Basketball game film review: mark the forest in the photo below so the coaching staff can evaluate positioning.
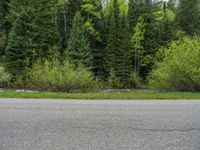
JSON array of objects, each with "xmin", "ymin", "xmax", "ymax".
[{"xmin": 0, "ymin": 0, "xmax": 200, "ymax": 92}]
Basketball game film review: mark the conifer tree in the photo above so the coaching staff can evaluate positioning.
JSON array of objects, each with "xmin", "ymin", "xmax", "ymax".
[
  {"xmin": 5, "ymin": 11, "xmax": 32, "ymax": 77},
  {"xmin": 81, "ymin": 0, "xmax": 106, "ymax": 77},
  {"xmin": 0, "ymin": 0, "xmax": 11, "ymax": 55},
  {"xmin": 117, "ymin": 13, "xmax": 132, "ymax": 86},
  {"xmin": 5, "ymin": 0, "xmax": 59, "ymax": 76},
  {"xmin": 160, "ymin": 2, "xmax": 174, "ymax": 46},
  {"xmin": 128, "ymin": 0, "xmax": 145, "ymax": 31},
  {"xmin": 67, "ymin": 12, "xmax": 92, "ymax": 68},
  {"xmin": 176, "ymin": 0, "xmax": 200, "ymax": 35},
  {"xmin": 105, "ymin": 0, "xmax": 120, "ymax": 74},
  {"xmin": 57, "ymin": 0, "xmax": 82, "ymax": 50}
]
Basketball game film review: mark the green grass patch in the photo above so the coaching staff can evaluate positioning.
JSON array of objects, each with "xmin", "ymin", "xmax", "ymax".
[{"xmin": 0, "ymin": 91, "xmax": 200, "ymax": 100}]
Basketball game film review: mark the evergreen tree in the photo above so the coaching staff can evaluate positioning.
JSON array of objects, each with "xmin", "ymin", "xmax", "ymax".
[
  {"xmin": 141, "ymin": 1, "xmax": 161, "ymax": 77},
  {"xmin": 0, "ymin": 0, "xmax": 11, "ymax": 55},
  {"xmin": 5, "ymin": 11, "xmax": 32, "ymax": 78},
  {"xmin": 167, "ymin": 0, "xmax": 176, "ymax": 12},
  {"xmin": 5, "ymin": 0, "xmax": 59, "ymax": 76},
  {"xmin": 128, "ymin": 0, "xmax": 145, "ymax": 31},
  {"xmin": 105, "ymin": 0, "xmax": 120, "ymax": 74},
  {"xmin": 57, "ymin": 0, "xmax": 82, "ymax": 51},
  {"xmin": 117, "ymin": 13, "xmax": 132, "ymax": 86},
  {"xmin": 160, "ymin": 2, "xmax": 174, "ymax": 46},
  {"xmin": 67, "ymin": 12, "xmax": 92, "ymax": 68},
  {"xmin": 81, "ymin": 0, "xmax": 106, "ymax": 77},
  {"xmin": 176, "ymin": 0, "xmax": 200, "ymax": 35}
]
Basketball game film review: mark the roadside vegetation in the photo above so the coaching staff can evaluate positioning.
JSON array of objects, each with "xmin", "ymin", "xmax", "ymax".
[
  {"xmin": 0, "ymin": 0, "xmax": 200, "ymax": 96},
  {"xmin": 0, "ymin": 91, "xmax": 200, "ymax": 100}
]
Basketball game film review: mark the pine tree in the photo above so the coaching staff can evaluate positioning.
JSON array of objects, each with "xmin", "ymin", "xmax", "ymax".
[
  {"xmin": 5, "ymin": 11, "xmax": 32, "ymax": 78},
  {"xmin": 117, "ymin": 13, "xmax": 132, "ymax": 86},
  {"xmin": 0, "ymin": 0, "xmax": 11, "ymax": 55},
  {"xmin": 5, "ymin": 0, "xmax": 59, "ymax": 76},
  {"xmin": 67, "ymin": 12, "xmax": 92, "ymax": 68},
  {"xmin": 57, "ymin": 0, "xmax": 82, "ymax": 50},
  {"xmin": 105, "ymin": 0, "xmax": 120, "ymax": 74},
  {"xmin": 160, "ymin": 2, "xmax": 174, "ymax": 46},
  {"xmin": 167, "ymin": 0, "xmax": 176, "ymax": 12},
  {"xmin": 128, "ymin": 0, "xmax": 145, "ymax": 31},
  {"xmin": 176, "ymin": 0, "xmax": 200, "ymax": 35},
  {"xmin": 141, "ymin": 1, "xmax": 161, "ymax": 77},
  {"xmin": 81, "ymin": 0, "xmax": 106, "ymax": 77}
]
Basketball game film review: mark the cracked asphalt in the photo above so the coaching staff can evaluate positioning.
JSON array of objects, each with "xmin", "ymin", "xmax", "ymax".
[{"xmin": 0, "ymin": 99, "xmax": 200, "ymax": 150}]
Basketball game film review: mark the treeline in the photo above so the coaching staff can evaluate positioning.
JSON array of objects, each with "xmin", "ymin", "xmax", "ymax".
[{"xmin": 0, "ymin": 0, "xmax": 200, "ymax": 91}]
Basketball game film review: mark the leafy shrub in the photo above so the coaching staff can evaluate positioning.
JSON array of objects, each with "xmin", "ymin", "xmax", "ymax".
[
  {"xmin": 129, "ymin": 71, "xmax": 142, "ymax": 88},
  {"xmin": 149, "ymin": 36, "xmax": 200, "ymax": 91},
  {"xmin": 0, "ymin": 65, "xmax": 10, "ymax": 87},
  {"xmin": 108, "ymin": 69, "xmax": 122, "ymax": 89},
  {"xmin": 28, "ymin": 59, "xmax": 99, "ymax": 92}
]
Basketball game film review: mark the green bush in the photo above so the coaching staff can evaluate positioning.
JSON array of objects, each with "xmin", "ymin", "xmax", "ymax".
[
  {"xmin": 149, "ymin": 36, "xmax": 200, "ymax": 91},
  {"xmin": 28, "ymin": 59, "xmax": 99, "ymax": 92},
  {"xmin": 108, "ymin": 69, "xmax": 122, "ymax": 89},
  {"xmin": 0, "ymin": 65, "xmax": 10, "ymax": 87},
  {"xmin": 129, "ymin": 71, "xmax": 142, "ymax": 89}
]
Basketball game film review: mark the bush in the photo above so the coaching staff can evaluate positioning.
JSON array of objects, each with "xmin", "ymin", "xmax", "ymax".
[
  {"xmin": 28, "ymin": 59, "xmax": 99, "ymax": 92},
  {"xmin": 129, "ymin": 71, "xmax": 142, "ymax": 88},
  {"xmin": 0, "ymin": 65, "xmax": 10, "ymax": 87},
  {"xmin": 149, "ymin": 36, "xmax": 200, "ymax": 91}
]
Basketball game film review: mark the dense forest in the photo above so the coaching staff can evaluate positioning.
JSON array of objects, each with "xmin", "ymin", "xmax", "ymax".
[{"xmin": 0, "ymin": 0, "xmax": 200, "ymax": 92}]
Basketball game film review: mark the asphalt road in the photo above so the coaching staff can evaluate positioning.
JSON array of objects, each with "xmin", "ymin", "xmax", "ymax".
[{"xmin": 0, "ymin": 99, "xmax": 200, "ymax": 150}]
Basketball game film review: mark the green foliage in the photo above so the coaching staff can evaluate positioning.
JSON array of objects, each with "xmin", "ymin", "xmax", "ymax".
[
  {"xmin": 0, "ymin": 65, "xmax": 10, "ymax": 86},
  {"xmin": 68, "ymin": 12, "xmax": 92, "ymax": 68},
  {"xmin": 176, "ymin": 0, "xmax": 200, "ymax": 35},
  {"xmin": 108, "ymin": 69, "xmax": 122, "ymax": 88},
  {"xmin": 1, "ymin": 0, "xmax": 200, "ymax": 92},
  {"xmin": 5, "ymin": 12, "xmax": 32, "ymax": 78},
  {"xmin": 131, "ymin": 16, "xmax": 146, "ymax": 74},
  {"xmin": 149, "ymin": 36, "xmax": 200, "ymax": 91},
  {"xmin": 105, "ymin": 0, "xmax": 120, "ymax": 72},
  {"xmin": 129, "ymin": 71, "xmax": 142, "ymax": 88},
  {"xmin": 159, "ymin": 2, "xmax": 174, "ymax": 46},
  {"xmin": 116, "ymin": 13, "xmax": 132, "ymax": 85},
  {"xmin": 28, "ymin": 59, "xmax": 99, "ymax": 92},
  {"xmin": 57, "ymin": 0, "xmax": 82, "ymax": 50},
  {"xmin": 0, "ymin": 0, "xmax": 11, "ymax": 55},
  {"xmin": 5, "ymin": 0, "xmax": 58, "ymax": 77}
]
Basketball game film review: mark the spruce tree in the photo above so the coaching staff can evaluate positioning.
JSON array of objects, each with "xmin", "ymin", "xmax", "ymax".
[
  {"xmin": 105, "ymin": 0, "xmax": 120, "ymax": 74},
  {"xmin": 67, "ymin": 12, "xmax": 92, "ymax": 68},
  {"xmin": 117, "ymin": 13, "xmax": 132, "ymax": 86},
  {"xmin": 0, "ymin": 0, "xmax": 11, "ymax": 55},
  {"xmin": 5, "ymin": 11, "xmax": 32, "ymax": 78},
  {"xmin": 160, "ymin": 2, "xmax": 174, "ymax": 46},
  {"xmin": 5, "ymin": 0, "xmax": 59, "ymax": 77},
  {"xmin": 128, "ymin": 0, "xmax": 145, "ymax": 31},
  {"xmin": 57, "ymin": 0, "xmax": 82, "ymax": 50},
  {"xmin": 141, "ymin": 1, "xmax": 161, "ymax": 77},
  {"xmin": 81, "ymin": 0, "xmax": 106, "ymax": 77},
  {"xmin": 176, "ymin": 0, "xmax": 200, "ymax": 35}
]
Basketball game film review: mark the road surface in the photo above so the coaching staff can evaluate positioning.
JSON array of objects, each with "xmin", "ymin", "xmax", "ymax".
[{"xmin": 0, "ymin": 99, "xmax": 200, "ymax": 150}]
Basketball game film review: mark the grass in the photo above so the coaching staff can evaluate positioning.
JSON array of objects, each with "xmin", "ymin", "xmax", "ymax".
[{"xmin": 0, "ymin": 91, "xmax": 200, "ymax": 100}]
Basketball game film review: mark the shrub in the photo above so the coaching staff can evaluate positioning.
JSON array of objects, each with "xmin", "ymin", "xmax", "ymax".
[
  {"xmin": 149, "ymin": 36, "xmax": 200, "ymax": 91},
  {"xmin": 28, "ymin": 59, "xmax": 99, "ymax": 92},
  {"xmin": 129, "ymin": 71, "xmax": 142, "ymax": 88},
  {"xmin": 108, "ymin": 69, "xmax": 123, "ymax": 89},
  {"xmin": 0, "ymin": 65, "xmax": 10, "ymax": 87}
]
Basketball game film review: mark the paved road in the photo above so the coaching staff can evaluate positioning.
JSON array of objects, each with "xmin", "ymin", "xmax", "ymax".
[{"xmin": 0, "ymin": 99, "xmax": 200, "ymax": 150}]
